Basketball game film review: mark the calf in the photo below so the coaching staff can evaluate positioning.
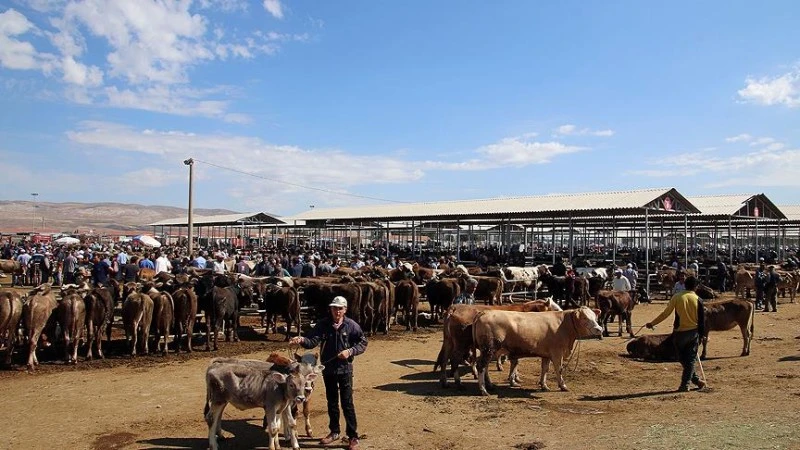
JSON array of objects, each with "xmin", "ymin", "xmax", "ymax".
[
  {"xmin": 0, "ymin": 289, "xmax": 23, "ymax": 365},
  {"xmin": 84, "ymin": 286, "xmax": 115, "ymax": 360},
  {"xmin": 596, "ymin": 290, "xmax": 635, "ymax": 337},
  {"xmin": 146, "ymin": 285, "xmax": 174, "ymax": 355},
  {"xmin": 207, "ymin": 285, "xmax": 241, "ymax": 351},
  {"xmin": 701, "ymin": 299, "xmax": 754, "ymax": 359},
  {"xmin": 172, "ymin": 285, "xmax": 198, "ymax": 353},
  {"xmin": 58, "ymin": 285, "xmax": 88, "ymax": 364},
  {"xmin": 437, "ymin": 299, "xmax": 561, "ymax": 388},
  {"xmin": 122, "ymin": 284, "xmax": 154, "ymax": 356},
  {"xmin": 626, "ymin": 334, "xmax": 677, "ymax": 361},
  {"xmin": 23, "ymin": 284, "xmax": 58, "ymax": 370},
  {"xmin": 472, "ymin": 307, "xmax": 603, "ymax": 395},
  {"xmin": 394, "ymin": 279, "xmax": 419, "ymax": 331},
  {"xmin": 204, "ymin": 357, "xmax": 322, "ymax": 450}
]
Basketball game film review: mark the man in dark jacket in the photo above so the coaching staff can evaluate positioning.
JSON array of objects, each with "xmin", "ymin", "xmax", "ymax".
[
  {"xmin": 290, "ymin": 296, "xmax": 367, "ymax": 450},
  {"xmin": 764, "ymin": 266, "xmax": 781, "ymax": 313}
]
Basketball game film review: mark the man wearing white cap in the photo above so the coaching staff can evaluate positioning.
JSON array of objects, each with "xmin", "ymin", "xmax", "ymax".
[
  {"xmin": 612, "ymin": 269, "xmax": 631, "ymax": 292},
  {"xmin": 290, "ymin": 296, "xmax": 367, "ymax": 450}
]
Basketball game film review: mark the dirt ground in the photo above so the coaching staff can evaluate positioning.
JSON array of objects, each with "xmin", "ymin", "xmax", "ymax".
[{"xmin": 1, "ymin": 292, "xmax": 799, "ymax": 450}]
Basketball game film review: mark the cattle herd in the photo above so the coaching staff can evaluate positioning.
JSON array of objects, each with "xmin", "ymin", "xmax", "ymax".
[{"xmin": 0, "ymin": 253, "xmax": 796, "ymax": 449}]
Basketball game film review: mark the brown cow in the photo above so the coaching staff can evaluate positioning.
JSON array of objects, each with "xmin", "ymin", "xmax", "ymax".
[
  {"xmin": 425, "ymin": 277, "xmax": 460, "ymax": 321},
  {"xmin": 701, "ymin": 299, "xmax": 754, "ymax": 359},
  {"xmin": 23, "ymin": 284, "xmax": 58, "ymax": 370},
  {"xmin": 260, "ymin": 282, "xmax": 301, "ymax": 341},
  {"xmin": 173, "ymin": 284, "xmax": 198, "ymax": 352},
  {"xmin": 84, "ymin": 285, "xmax": 115, "ymax": 360},
  {"xmin": 657, "ymin": 269, "xmax": 677, "ymax": 299},
  {"xmin": 570, "ymin": 276, "xmax": 590, "ymax": 307},
  {"xmin": 302, "ymin": 282, "xmax": 362, "ymax": 325},
  {"xmin": 734, "ymin": 269, "xmax": 755, "ymax": 298},
  {"xmin": 139, "ymin": 268, "xmax": 157, "ymax": 281},
  {"xmin": 57, "ymin": 286, "xmax": 87, "ymax": 364},
  {"xmin": 472, "ymin": 307, "xmax": 603, "ymax": 394},
  {"xmin": 596, "ymin": 290, "xmax": 635, "ymax": 337},
  {"xmin": 122, "ymin": 283, "xmax": 154, "ymax": 356},
  {"xmin": 626, "ymin": 334, "xmax": 677, "ymax": 361},
  {"xmin": 146, "ymin": 285, "xmax": 174, "ymax": 355},
  {"xmin": 456, "ymin": 274, "xmax": 504, "ymax": 305},
  {"xmin": 436, "ymin": 299, "xmax": 561, "ymax": 388},
  {"xmin": 0, "ymin": 289, "xmax": 23, "ymax": 365},
  {"xmin": 394, "ymin": 279, "xmax": 419, "ymax": 331}
]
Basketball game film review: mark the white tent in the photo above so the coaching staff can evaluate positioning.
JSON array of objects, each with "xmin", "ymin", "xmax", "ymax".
[
  {"xmin": 54, "ymin": 236, "xmax": 80, "ymax": 245},
  {"xmin": 133, "ymin": 235, "xmax": 162, "ymax": 248}
]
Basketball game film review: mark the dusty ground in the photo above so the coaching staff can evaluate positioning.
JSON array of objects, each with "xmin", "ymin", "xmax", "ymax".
[{"xmin": 1, "ymin": 293, "xmax": 799, "ymax": 450}]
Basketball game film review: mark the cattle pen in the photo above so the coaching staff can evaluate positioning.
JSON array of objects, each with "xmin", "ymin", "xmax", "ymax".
[{"xmin": 149, "ymin": 187, "xmax": 792, "ymax": 298}]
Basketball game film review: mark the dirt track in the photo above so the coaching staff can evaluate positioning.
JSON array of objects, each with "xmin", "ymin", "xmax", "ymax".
[{"xmin": 1, "ymin": 296, "xmax": 799, "ymax": 450}]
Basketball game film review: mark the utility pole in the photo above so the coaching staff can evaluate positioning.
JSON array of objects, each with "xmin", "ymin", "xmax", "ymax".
[
  {"xmin": 31, "ymin": 192, "xmax": 39, "ymax": 232},
  {"xmin": 184, "ymin": 158, "xmax": 194, "ymax": 255}
]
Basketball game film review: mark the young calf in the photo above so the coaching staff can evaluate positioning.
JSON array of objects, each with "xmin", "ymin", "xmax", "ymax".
[{"xmin": 204, "ymin": 357, "xmax": 322, "ymax": 450}]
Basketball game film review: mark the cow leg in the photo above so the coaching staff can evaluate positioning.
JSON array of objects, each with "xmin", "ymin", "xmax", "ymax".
[
  {"xmin": 233, "ymin": 314, "xmax": 240, "ymax": 342},
  {"xmin": 302, "ymin": 399, "xmax": 313, "ymax": 437},
  {"xmin": 63, "ymin": 330, "xmax": 72, "ymax": 363},
  {"xmin": 496, "ymin": 354, "xmax": 506, "ymax": 372},
  {"xmin": 741, "ymin": 323, "xmax": 751, "ymax": 356},
  {"xmin": 206, "ymin": 402, "xmax": 226, "ymax": 450},
  {"xmin": 700, "ymin": 333, "xmax": 709, "ymax": 360},
  {"xmin": 508, "ymin": 357, "xmax": 521, "ymax": 387},
  {"xmin": 552, "ymin": 357, "xmax": 569, "ymax": 391},
  {"xmin": 626, "ymin": 311, "xmax": 634, "ymax": 338},
  {"xmin": 281, "ymin": 406, "xmax": 300, "ymax": 449},
  {"xmin": 600, "ymin": 312, "xmax": 610, "ymax": 337},
  {"xmin": 617, "ymin": 312, "xmax": 623, "ymax": 337},
  {"xmin": 130, "ymin": 322, "xmax": 139, "ymax": 357},
  {"xmin": 265, "ymin": 409, "xmax": 281, "ymax": 450},
  {"xmin": 539, "ymin": 358, "xmax": 550, "ymax": 391},
  {"xmin": 476, "ymin": 347, "xmax": 493, "ymax": 396},
  {"xmin": 86, "ymin": 320, "xmax": 95, "ymax": 360},
  {"xmin": 212, "ymin": 321, "xmax": 219, "ymax": 351}
]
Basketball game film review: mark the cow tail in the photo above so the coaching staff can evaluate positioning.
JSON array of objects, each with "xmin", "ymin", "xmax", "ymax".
[
  {"xmin": 71, "ymin": 297, "xmax": 80, "ymax": 341},
  {"xmin": 749, "ymin": 301, "xmax": 755, "ymax": 339}
]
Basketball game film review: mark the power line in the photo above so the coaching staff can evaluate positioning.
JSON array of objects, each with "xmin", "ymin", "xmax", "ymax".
[{"xmin": 192, "ymin": 158, "xmax": 408, "ymax": 204}]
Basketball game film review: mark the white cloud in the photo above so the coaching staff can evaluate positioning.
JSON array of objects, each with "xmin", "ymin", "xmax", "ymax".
[
  {"xmin": 426, "ymin": 135, "xmax": 584, "ymax": 171},
  {"xmin": 738, "ymin": 66, "xmax": 800, "ymax": 108},
  {"xmin": 553, "ymin": 124, "xmax": 615, "ymax": 137},
  {"xmin": 725, "ymin": 133, "xmax": 752, "ymax": 143},
  {"xmin": 629, "ymin": 141, "xmax": 800, "ymax": 188},
  {"xmin": 263, "ymin": 0, "xmax": 284, "ymax": 19},
  {"xmin": 1, "ymin": 1, "xmax": 311, "ymax": 119},
  {"xmin": 750, "ymin": 137, "xmax": 775, "ymax": 146},
  {"xmin": 0, "ymin": 9, "xmax": 57, "ymax": 71},
  {"xmin": 119, "ymin": 167, "xmax": 183, "ymax": 187},
  {"xmin": 61, "ymin": 56, "xmax": 103, "ymax": 86},
  {"xmin": 66, "ymin": 121, "xmax": 424, "ymax": 190}
]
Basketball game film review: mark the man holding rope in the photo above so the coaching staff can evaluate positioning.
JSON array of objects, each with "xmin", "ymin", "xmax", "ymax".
[
  {"xmin": 645, "ymin": 275, "xmax": 707, "ymax": 392},
  {"xmin": 290, "ymin": 296, "xmax": 368, "ymax": 450}
]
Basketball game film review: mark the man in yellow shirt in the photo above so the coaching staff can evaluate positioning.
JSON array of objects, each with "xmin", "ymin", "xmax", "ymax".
[{"xmin": 646, "ymin": 276, "xmax": 707, "ymax": 392}]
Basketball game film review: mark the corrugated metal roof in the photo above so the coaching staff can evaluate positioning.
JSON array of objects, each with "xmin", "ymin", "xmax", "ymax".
[
  {"xmin": 292, "ymin": 188, "xmax": 699, "ymax": 222},
  {"xmin": 778, "ymin": 205, "xmax": 800, "ymax": 221},
  {"xmin": 149, "ymin": 212, "xmax": 284, "ymax": 226},
  {"xmin": 685, "ymin": 194, "xmax": 755, "ymax": 216},
  {"xmin": 687, "ymin": 193, "xmax": 786, "ymax": 219}
]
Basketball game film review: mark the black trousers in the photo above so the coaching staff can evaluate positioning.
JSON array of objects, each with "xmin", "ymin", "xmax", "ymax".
[
  {"xmin": 673, "ymin": 330, "xmax": 701, "ymax": 389},
  {"xmin": 323, "ymin": 371, "xmax": 358, "ymax": 439},
  {"xmin": 765, "ymin": 288, "xmax": 778, "ymax": 311}
]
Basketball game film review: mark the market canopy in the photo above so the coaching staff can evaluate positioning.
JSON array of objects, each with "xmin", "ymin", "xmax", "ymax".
[
  {"xmin": 148, "ymin": 212, "xmax": 285, "ymax": 227},
  {"xmin": 291, "ymin": 187, "xmax": 700, "ymax": 225}
]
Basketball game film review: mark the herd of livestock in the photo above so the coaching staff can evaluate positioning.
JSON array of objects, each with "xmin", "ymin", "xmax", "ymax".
[
  {"xmin": 2, "ymin": 253, "xmax": 798, "ymax": 449},
  {"xmin": 0, "ymin": 254, "xmax": 793, "ymax": 373}
]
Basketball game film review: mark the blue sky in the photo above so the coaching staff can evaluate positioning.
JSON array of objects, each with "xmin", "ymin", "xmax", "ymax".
[{"xmin": 1, "ymin": 0, "xmax": 799, "ymax": 216}]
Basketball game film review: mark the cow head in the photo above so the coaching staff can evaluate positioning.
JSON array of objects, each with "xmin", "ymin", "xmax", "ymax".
[
  {"xmin": 574, "ymin": 306, "xmax": 603, "ymax": 339},
  {"xmin": 293, "ymin": 353, "xmax": 324, "ymax": 399}
]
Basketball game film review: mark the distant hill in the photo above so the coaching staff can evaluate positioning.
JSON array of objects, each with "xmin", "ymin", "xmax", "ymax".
[{"xmin": 0, "ymin": 201, "xmax": 238, "ymax": 235}]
